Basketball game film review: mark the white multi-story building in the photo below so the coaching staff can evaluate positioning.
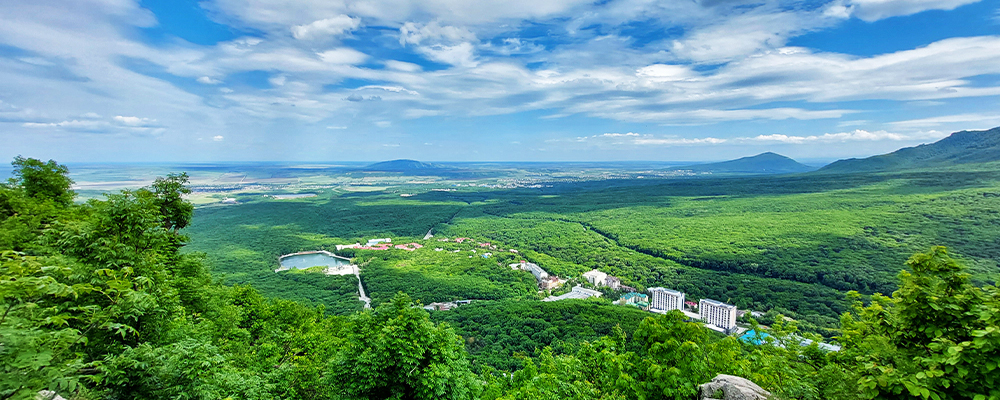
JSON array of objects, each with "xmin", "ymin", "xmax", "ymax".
[
  {"xmin": 582, "ymin": 269, "xmax": 608, "ymax": 286},
  {"xmin": 699, "ymin": 299, "xmax": 737, "ymax": 331},
  {"xmin": 648, "ymin": 287, "xmax": 685, "ymax": 312}
]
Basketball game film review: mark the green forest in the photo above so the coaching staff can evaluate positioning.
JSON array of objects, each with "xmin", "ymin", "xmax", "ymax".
[
  {"xmin": 184, "ymin": 164, "xmax": 1000, "ymax": 332},
  {"xmin": 4, "ymin": 157, "xmax": 1000, "ymax": 400}
]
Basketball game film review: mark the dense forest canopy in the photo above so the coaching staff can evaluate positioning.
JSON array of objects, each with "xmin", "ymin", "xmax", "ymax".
[{"xmin": 2, "ymin": 157, "xmax": 999, "ymax": 400}]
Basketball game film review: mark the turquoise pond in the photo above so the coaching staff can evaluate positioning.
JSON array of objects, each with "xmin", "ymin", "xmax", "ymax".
[{"xmin": 279, "ymin": 253, "xmax": 351, "ymax": 270}]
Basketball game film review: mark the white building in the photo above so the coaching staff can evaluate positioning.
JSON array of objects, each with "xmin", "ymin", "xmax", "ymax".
[
  {"xmin": 510, "ymin": 261, "xmax": 549, "ymax": 281},
  {"xmin": 582, "ymin": 269, "xmax": 608, "ymax": 286},
  {"xmin": 699, "ymin": 299, "xmax": 738, "ymax": 331},
  {"xmin": 366, "ymin": 238, "xmax": 392, "ymax": 246},
  {"xmin": 648, "ymin": 287, "xmax": 685, "ymax": 312}
]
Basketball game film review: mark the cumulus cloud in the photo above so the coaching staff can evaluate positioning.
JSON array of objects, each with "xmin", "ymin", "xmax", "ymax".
[
  {"xmin": 317, "ymin": 48, "xmax": 369, "ymax": 64},
  {"xmin": 555, "ymin": 129, "xmax": 947, "ymax": 148},
  {"xmin": 2, "ymin": 0, "xmax": 998, "ymax": 160},
  {"xmin": 828, "ymin": 0, "xmax": 981, "ymax": 22},
  {"xmin": 749, "ymin": 130, "xmax": 915, "ymax": 143},
  {"xmin": 197, "ymin": 76, "xmax": 222, "ymax": 84},
  {"xmin": 23, "ymin": 120, "xmax": 107, "ymax": 131},
  {"xmin": 213, "ymin": 135, "xmax": 224, "ymax": 141},
  {"xmin": 384, "ymin": 60, "xmax": 422, "ymax": 72},
  {"xmin": 113, "ymin": 116, "xmax": 156, "ymax": 126},
  {"xmin": 291, "ymin": 15, "xmax": 360, "ymax": 39}
]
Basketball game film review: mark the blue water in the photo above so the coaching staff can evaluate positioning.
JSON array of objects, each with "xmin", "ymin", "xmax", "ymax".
[{"xmin": 280, "ymin": 253, "xmax": 351, "ymax": 270}]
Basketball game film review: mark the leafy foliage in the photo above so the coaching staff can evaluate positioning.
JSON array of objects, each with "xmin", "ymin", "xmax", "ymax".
[
  {"xmin": 840, "ymin": 247, "xmax": 1000, "ymax": 399},
  {"xmin": 3, "ymin": 157, "xmax": 999, "ymax": 400}
]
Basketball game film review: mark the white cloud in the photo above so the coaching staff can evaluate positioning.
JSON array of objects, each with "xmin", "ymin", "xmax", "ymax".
[
  {"xmin": 197, "ymin": 76, "xmax": 222, "ymax": 84},
  {"xmin": 888, "ymin": 113, "xmax": 1000, "ymax": 128},
  {"xmin": 326, "ymin": 125, "xmax": 347, "ymax": 129},
  {"xmin": 356, "ymin": 85, "xmax": 419, "ymax": 95},
  {"xmin": 555, "ymin": 128, "xmax": 948, "ymax": 148},
  {"xmin": 749, "ymin": 130, "xmax": 917, "ymax": 143},
  {"xmin": 23, "ymin": 120, "xmax": 107, "ymax": 130},
  {"xmin": 269, "ymin": 75, "xmax": 287, "ymax": 86},
  {"xmin": 636, "ymin": 64, "xmax": 694, "ymax": 81},
  {"xmin": 633, "ymin": 137, "xmax": 729, "ymax": 145},
  {"xmin": 831, "ymin": 0, "xmax": 981, "ymax": 22},
  {"xmin": 213, "ymin": 135, "xmax": 225, "ymax": 141},
  {"xmin": 417, "ymin": 42, "xmax": 478, "ymax": 67},
  {"xmin": 317, "ymin": 48, "xmax": 369, "ymax": 64},
  {"xmin": 113, "ymin": 116, "xmax": 155, "ymax": 126},
  {"xmin": 384, "ymin": 60, "xmax": 422, "ymax": 72},
  {"xmin": 375, "ymin": 120, "xmax": 392, "ymax": 127},
  {"xmin": 399, "ymin": 21, "xmax": 476, "ymax": 46},
  {"xmin": 291, "ymin": 15, "xmax": 360, "ymax": 40},
  {"xmin": 600, "ymin": 132, "xmax": 640, "ymax": 137}
]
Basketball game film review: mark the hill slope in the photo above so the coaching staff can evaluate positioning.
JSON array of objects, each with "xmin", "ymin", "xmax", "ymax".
[
  {"xmin": 819, "ymin": 127, "xmax": 1000, "ymax": 173},
  {"xmin": 362, "ymin": 159, "xmax": 443, "ymax": 172},
  {"xmin": 682, "ymin": 152, "xmax": 815, "ymax": 174}
]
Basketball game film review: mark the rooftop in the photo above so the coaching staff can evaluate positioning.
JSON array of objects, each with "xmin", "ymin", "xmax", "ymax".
[{"xmin": 700, "ymin": 298, "xmax": 736, "ymax": 309}]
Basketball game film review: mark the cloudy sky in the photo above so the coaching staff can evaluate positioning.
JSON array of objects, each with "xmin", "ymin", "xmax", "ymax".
[{"xmin": 1, "ymin": 0, "xmax": 999, "ymax": 162}]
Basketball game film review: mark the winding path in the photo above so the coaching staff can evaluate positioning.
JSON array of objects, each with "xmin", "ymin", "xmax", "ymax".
[{"xmin": 356, "ymin": 270, "xmax": 371, "ymax": 309}]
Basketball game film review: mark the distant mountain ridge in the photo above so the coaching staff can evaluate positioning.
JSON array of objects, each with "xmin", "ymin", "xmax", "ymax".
[
  {"xmin": 681, "ymin": 152, "xmax": 815, "ymax": 174},
  {"xmin": 818, "ymin": 127, "xmax": 1000, "ymax": 174},
  {"xmin": 362, "ymin": 159, "xmax": 444, "ymax": 172}
]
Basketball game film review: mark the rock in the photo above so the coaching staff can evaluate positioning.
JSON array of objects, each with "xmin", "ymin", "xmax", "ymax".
[
  {"xmin": 699, "ymin": 374, "xmax": 772, "ymax": 400},
  {"xmin": 37, "ymin": 391, "xmax": 67, "ymax": 400}
]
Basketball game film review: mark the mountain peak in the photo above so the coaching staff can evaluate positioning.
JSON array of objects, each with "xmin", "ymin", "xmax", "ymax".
[
  {"xmin": 363, "ymin": 159, "xmax": 441, "ymax": 171},
  {"xmin": 682, "ymin": 152, "xmax": 814, "ymax": 174}
]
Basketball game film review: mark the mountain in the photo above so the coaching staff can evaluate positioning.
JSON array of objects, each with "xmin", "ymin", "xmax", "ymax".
[
  {"xmin": 362, "ymin": 159, "xmax": 444, "ymax": 172},
  {"xmin": 818, "ymin": 126, "xmax": 1000, "ymax": 174},
  {"xmin": 681, "ymin": 152, "xmax": 815, "ymax": 174}
]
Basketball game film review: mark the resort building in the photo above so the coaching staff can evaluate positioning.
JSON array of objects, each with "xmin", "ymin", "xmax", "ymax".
[
  {"xmin": 540, "ymin": 275, "xmax": 564, "ymax": 290},
  {"xmin": 582, "ymin": 269, "xmax": 608, "ymax": 286},
  {"xmin": 606, "ymin": 276, "xmax": 622, "ymax": 290},
  {"xmin": 699, "ymin": 299, "xmax": 738, "ymax": 331},
  {"xmin": 510, "ymin": 261, "xmax": 549, "ymax": 281},
  {"xmin": 616, "ymin": 292, "xmax": 649, "ymax": 310},
  {"xmin": 366, "ymin": 238, "xmax": 392, "ymax": 246},
  {"xmin": 648, "ymin": 287, "xmax": 685, "ymax": 312}
]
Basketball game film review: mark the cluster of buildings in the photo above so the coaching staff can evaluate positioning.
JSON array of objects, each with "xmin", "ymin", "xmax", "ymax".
[
  {"xmin": 334, "ymin": 238, "xmax": 422, "ymax": 251},
  {"xmin": 636, "ymin": 287, "xmax": 739, "ymax": 333},
  {"xmin": 423, "ymin": 300, "xmax": 473, "ymax": 311},
  {"xmin": 510, "ymin": 261, "xmax": 567, "ymax": 290}
]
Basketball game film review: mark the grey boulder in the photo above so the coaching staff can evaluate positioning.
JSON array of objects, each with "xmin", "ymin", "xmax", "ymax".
[{"xmin": 699, "ymin": 374, "xmax": 772, "ymax": 400}]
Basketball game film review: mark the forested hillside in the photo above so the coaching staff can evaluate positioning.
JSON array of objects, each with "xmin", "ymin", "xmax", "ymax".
[
  {"xmin": 681, "ymin": 152, "xmax": 815, "ymax": 174},
  {"xmin": 3, "ymin": 157, "xmax": 1000, "ymax": 400},
  {"xmin": 186, "ymin": 164, "xmax": 1000, "ymax": 332},
  {"xmin": 819, "ymin": 127, "xmax": 1000, "ymax": 173}
]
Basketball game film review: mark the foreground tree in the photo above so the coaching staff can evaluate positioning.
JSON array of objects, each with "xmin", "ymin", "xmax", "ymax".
[
  {"xmin": 8, "ymin": 156, "xmax": 74, "ymax": 207},
  {"xmin": 327, "ymin": 293, "xmax": 480, "ymax": 400},
  {"xmin": 840, "ymin": 246, "xmax": 1000, "ymax": 399}
]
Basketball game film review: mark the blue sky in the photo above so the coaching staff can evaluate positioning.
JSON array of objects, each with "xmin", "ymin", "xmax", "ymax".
[{"xmin": 1, "ymin": 0, "xmax": 999, "ymax": 162}]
